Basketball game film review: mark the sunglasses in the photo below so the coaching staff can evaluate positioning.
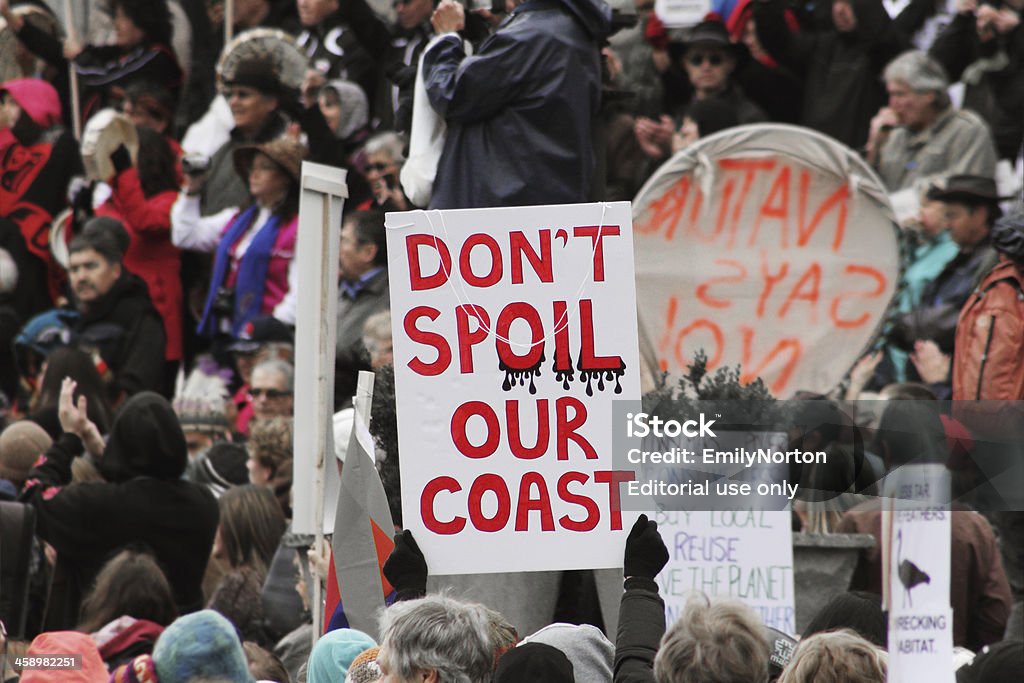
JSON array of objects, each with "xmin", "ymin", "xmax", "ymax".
[
  {"xmin": 249, "ymin": 388, "xmax": 292, "ymax": 400},
  {"xmin": 365, "ymin": 162, "xmax": 395, "ymax": 173},
  {"xmin": 687, "ymin": 52, "xmax": 726, "ymax": 67}
]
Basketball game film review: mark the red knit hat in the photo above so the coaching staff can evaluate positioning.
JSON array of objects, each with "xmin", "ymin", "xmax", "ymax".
[{"xmin": 1, "ymin": 78, "xmax": 62, "ymax": 128}]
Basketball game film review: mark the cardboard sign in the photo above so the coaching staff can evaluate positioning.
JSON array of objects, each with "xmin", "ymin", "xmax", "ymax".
[
  {"xmin": 633, "ymin": 124, "xmax": 901, "ymax": 396},
  {"xmin": 885, "ymin": 464, "xmax": 955, "ymax": 683},
  {"xmin": 655, "ymin": 0, "xmax": 712, "ymax": 27},
  {"xmin": 654, "ymin": 509, "xmax": 795, "ymax": 633},
  {"xmin": 386, "ymin": 203, "xmax": 642, "ymax": 574}
]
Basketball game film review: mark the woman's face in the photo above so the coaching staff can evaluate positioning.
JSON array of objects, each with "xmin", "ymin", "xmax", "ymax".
[
  {"xmin": 0, "ymin": 93, "xmax": 22, "ymax": 131},
  {"xmin": 248, "ymin": 153, "xmax": 291, "ymax": 207},
  {"xmin": 319, "ymin": 91, "xmax": 342, "ymax": 135},
  {"xmin": 113, "ymin": 7, "xmax": 146, "ymax": 48}
]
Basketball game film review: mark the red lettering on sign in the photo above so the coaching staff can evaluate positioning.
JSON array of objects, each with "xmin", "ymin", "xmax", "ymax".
[
  {"xmin": 510, "ymin": 230, "xmax": 554, "ymax": 284},
  {"xmin": 459, "ymin": 234, "xmax": 503, "ymax": 287},
  {"xmin": 779, "ymin": 262, "xmax": 822, "ymax": 322},
  {"xmin": 515, "ymin": 471, "xmax": 556, "ymax": 531},
  {"xmin": 450, "ymin": 401, "xmax": 501, "ymax": 459},
  {"xmin": 468, "ymin": 474, "xmax": 512, "ymax": 532},
  {"xmin": 557, "ymin": 471, "xmax": 600, "ymax": 532},
  {"xmin": 455, "ymin": 304, "xmax": 489, "ymax": 373},
  {"xmin": 506, "ymin": 399, "xmax": 549, "ymax": 460},
  {"xmin": 556, "ymin": 396, "xmax": 597, "ymax": 461},
  {"xmin": 797, "ymin": 171, "xmax": 848, "ymax": 252},
  {"xmin": 593, "ymin": 470, "xmax": 636, "ymax": 531},
  {"xmin": 830, "ymin": 264, "xmax": 888, "ymax": 328},
  {"xmin": 405, "ymin": 306, "xmax": 451, "ymax": 376},
  {"xmin": 406, "ymin": 234, "xmax": 452, "ymax": 291},
  {"xmin": 573, "ymin": 225, "xmax": 620, "ymax": 282},
  {"xmin": 696, "ymin": 259, "xmax": 748, "ymax": 309},
  {"xmin": 421, "ymin": 477, "xmax": 465, "ymax": 535}
]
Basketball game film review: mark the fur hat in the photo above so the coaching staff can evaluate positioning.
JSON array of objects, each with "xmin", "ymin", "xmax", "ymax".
[
  {"xmin": 153, "ymin": 610, "xmax": 254, "ymax": 683},
  {"xmin": 0, "ymin": 420, "xmax": 52, "ymax": 484},
  {"xmin": 233, "ymin": 137, "xmax": 306, "ymax": 185}
]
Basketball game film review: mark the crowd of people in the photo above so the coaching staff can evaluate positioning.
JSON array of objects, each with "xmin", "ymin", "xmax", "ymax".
[{"xmin": 1, "ymin": 0, "xmax": 1023, "ymax": 680}]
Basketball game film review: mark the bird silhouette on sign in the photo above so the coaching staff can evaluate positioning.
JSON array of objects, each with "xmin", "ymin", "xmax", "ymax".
[{"xmin": 897, "ymin": 529, "xmax": 931, "ymax": 607}]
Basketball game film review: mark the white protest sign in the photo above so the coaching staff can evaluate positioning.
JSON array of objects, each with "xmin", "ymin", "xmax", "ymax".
[
  {"xmin": 633, "ymin": 124, "xmax": 901, "ymax": 396},
  {"xmin": 386, "ymin": 203, "xmax": 642, "ymax": 575},
  {"xmin": 885, "ymin": 464, "xmax": 954, "ymax": 683},
  {"xmin": 655, "ymin": 0, "xmax": 712, "ymax": 27},
  {"xmin": 654, "ymin": 509, "xmax": 795, "ymax": 633}
]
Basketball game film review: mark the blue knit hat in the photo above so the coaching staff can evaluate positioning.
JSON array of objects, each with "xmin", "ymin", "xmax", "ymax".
[
  {"xmin": 153, "ymin": 610, "xmax": 254, "ymax": 683},
  {"xmin": 307, "ymin": 628, "xmax": 377, "ymax": 683}
]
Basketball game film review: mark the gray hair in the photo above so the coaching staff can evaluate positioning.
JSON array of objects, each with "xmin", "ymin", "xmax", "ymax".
[
  {"xmin": 252, "ymin": 358, "xmax": 294, "ymax": 392},
  {"xmin": 883, "ymin": 51, "xmax": 950, "ymax": 107},
  {"xmin": 364, "ymin": 131, "xmax": 406, "ymax": 164},
  {"xmin": 777, "ymin": 630, "xmax": 887, "ymax": 683},
  {"xmin": 378, "ymin": 595, "xmax": 493, "ymax": 683},
  {"xmin": 654, "ymin": 594, "xmax": 770, "ymax": 683}
]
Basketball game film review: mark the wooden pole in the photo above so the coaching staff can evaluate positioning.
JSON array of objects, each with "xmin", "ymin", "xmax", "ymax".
[
  {"xmin": 292, "ymin": 161, "xmax": 348, "ymax": 640},
  {"xmin": 224, "ymin": 0, "xmax": 234, "ymax": 45},
  {"xmin": 62, "ymin": 0, "xmax": 81, "ymax": 140}
]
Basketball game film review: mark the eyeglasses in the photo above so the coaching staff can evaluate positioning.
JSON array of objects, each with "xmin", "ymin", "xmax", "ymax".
[
  {"xmin": 687, "ymin": 52, "xmax": 725, "ymax": 67},
  {"xmin": 249, "ymin": 388, "xmax": 292, "ymax": 400}
]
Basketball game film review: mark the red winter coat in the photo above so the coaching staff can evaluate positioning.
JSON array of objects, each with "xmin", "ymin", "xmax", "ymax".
[
  {"xmin": 952, "ymin": 256, "xmax": 1024, "ymax": 400},
  {"xmin": 96, "ymin": 169, "xmax": 183, "ymax": 362}
]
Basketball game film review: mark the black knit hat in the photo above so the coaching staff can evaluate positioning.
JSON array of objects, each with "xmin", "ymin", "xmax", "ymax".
[
  {"xmin": 223, "ymin": 58, "xmax": 283, "ymax": 96},
  {"xmin": 495, "ymin": 643, "xmax": 574, "ymax": 682},
  {"xmin": 190, "ymin": 442, "xmax": 249, "ymax": 498}
]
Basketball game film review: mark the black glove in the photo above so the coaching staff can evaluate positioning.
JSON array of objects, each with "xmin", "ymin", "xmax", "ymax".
[
  {"xmin": 110, "ymin": 144, "xmax": 132, "ymax": 174},
  {"xmin": 383, "ymin": 529, "xmax": 428, "ymax": 600},
  {"xmin": 624, "ymin": 514, "xmax": 669, "ymax": 580}
]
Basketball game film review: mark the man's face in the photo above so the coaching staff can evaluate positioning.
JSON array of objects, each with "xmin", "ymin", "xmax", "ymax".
[
  {"xmin": 235, "ymin": 0, "xmax": 270, "ymax": 27},
  {"xmin": 683, "ymin": 45, "xmax": 734, "ymax": 94},
  {"xmin": 943, "ymin": 202, "xmax": 989, "ymax": 248},
  {"xmin": 297, "ymin": 0, "xmax": 339, "ymax": 27},
  {"xmin": 69, "ymin": 248, "xmax": 122, "ymax": 306},
  {"xmin": 184, "ymin": 431, "xmax": 215, "ymax": 461},
  {"xmin": 887, "ymin": 81, "xmax": 935, "ymax": 130},
  {"xmin": 250, "ymin": 367, "xmax": 293, "ymax": 419},
  {"xmin": 395, "ymin": 0, "xmax": 433, "ymax": 30},
  {"xmin": 338, "ymin": 221, "xmax": 376, "ymax": 281},
  {"xmin": 365, "ymin": 151, "xmax": 400, "ymax": 185},
  {"xmin": 227, "ymin": 85, "xmax": 278, "ymax": 134},
  {"xmin": 832, "ymin": 0, "xmax": 857, "ymax": 33}
]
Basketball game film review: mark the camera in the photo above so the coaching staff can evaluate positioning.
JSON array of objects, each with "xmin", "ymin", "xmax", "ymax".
[
  {"xmin": 182, "ymin": 154, "xmax": 211, "ymax": 176},
  {"xmin": 212, "ymin": 287, "xmax": 235, "ymax": 317}
]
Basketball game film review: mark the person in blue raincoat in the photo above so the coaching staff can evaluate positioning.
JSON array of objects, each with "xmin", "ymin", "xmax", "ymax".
[{"xmin": 423, "ymin": 0, "xmax": 611, "ymax": 210}]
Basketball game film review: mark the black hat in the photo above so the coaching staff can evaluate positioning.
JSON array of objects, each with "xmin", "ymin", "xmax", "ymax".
[
  {"xmin": 668, "ymin": 18, "xmax": 734, "ymax": 61},
  {"xmin": 956, "ymin": 641, "xmax": 1024, "ymax": 683},
  {"xmin": 228, "ymin": 315, "xmax": 294, "ymax": 353},
  {"xmin": 495, "ymin": 643, "xmax": 574, "ymax": 682},
  {"xmin": 765, "ymin": 627, "xmax": 798, "ymax": 679},
  {"xmin": 224, "ymin": 58, "xmax": 283, "ymax": 96},
  {"xmin": 926, "ymin": 175, "xmax": 1009, "ymax": 204}
]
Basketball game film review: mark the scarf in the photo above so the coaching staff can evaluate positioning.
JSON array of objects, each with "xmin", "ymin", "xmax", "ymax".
[{"xmin": 198, "ymin": 205, "xmax": 283, "ymax": 337}]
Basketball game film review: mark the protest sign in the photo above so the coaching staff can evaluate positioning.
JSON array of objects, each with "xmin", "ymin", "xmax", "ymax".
[
  {"xmin": 386, "ymin": 203, "xmax": 642, "ymax": 575},
  {"xmin": 633, "ymin": 124, "xmax": 901, "ymax": 396},
  {"xmin": 885, "ymin": 464, "xmax": 955, "ymax": 683},
  {"xmin": 655, "ymin": 0, "xmax": 712, "ymax": 27},
  {"xmin": 653, "ymin": 509, "xmax": 796, "ymax": 633}
]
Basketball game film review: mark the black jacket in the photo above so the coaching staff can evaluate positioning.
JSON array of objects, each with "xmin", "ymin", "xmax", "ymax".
[
  {"xmin": 613, "ymin": 577, "xmax": 664, "ymax": 683},
  {"xmin": 755, "ymin": 0, "xmax": 908, "ymax": 150},
  {"xmin": 74, "ymin": 272, "xmax": 167, "ymax": 397},
  {"xmin": 21, "ymin": 394, "xmax": 219, "ymax": 628}
]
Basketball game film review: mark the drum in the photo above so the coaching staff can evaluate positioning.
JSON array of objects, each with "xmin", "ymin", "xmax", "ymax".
[
  {"xmin": 49, "ymin": 208, "xmax": 72, "ymax": 270},
  {"xmin": 80, "ymin": 108, "xmax": 138, "ymax": 182},
  {"xmin": 217, "ymin": 27, "xmax": 309, "ymax": 92}
]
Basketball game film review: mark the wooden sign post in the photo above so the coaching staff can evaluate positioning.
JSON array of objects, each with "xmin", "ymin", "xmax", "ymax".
[{"xmin": 291, "ymin": 161, "xmax": 347, "ymax": 636}]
